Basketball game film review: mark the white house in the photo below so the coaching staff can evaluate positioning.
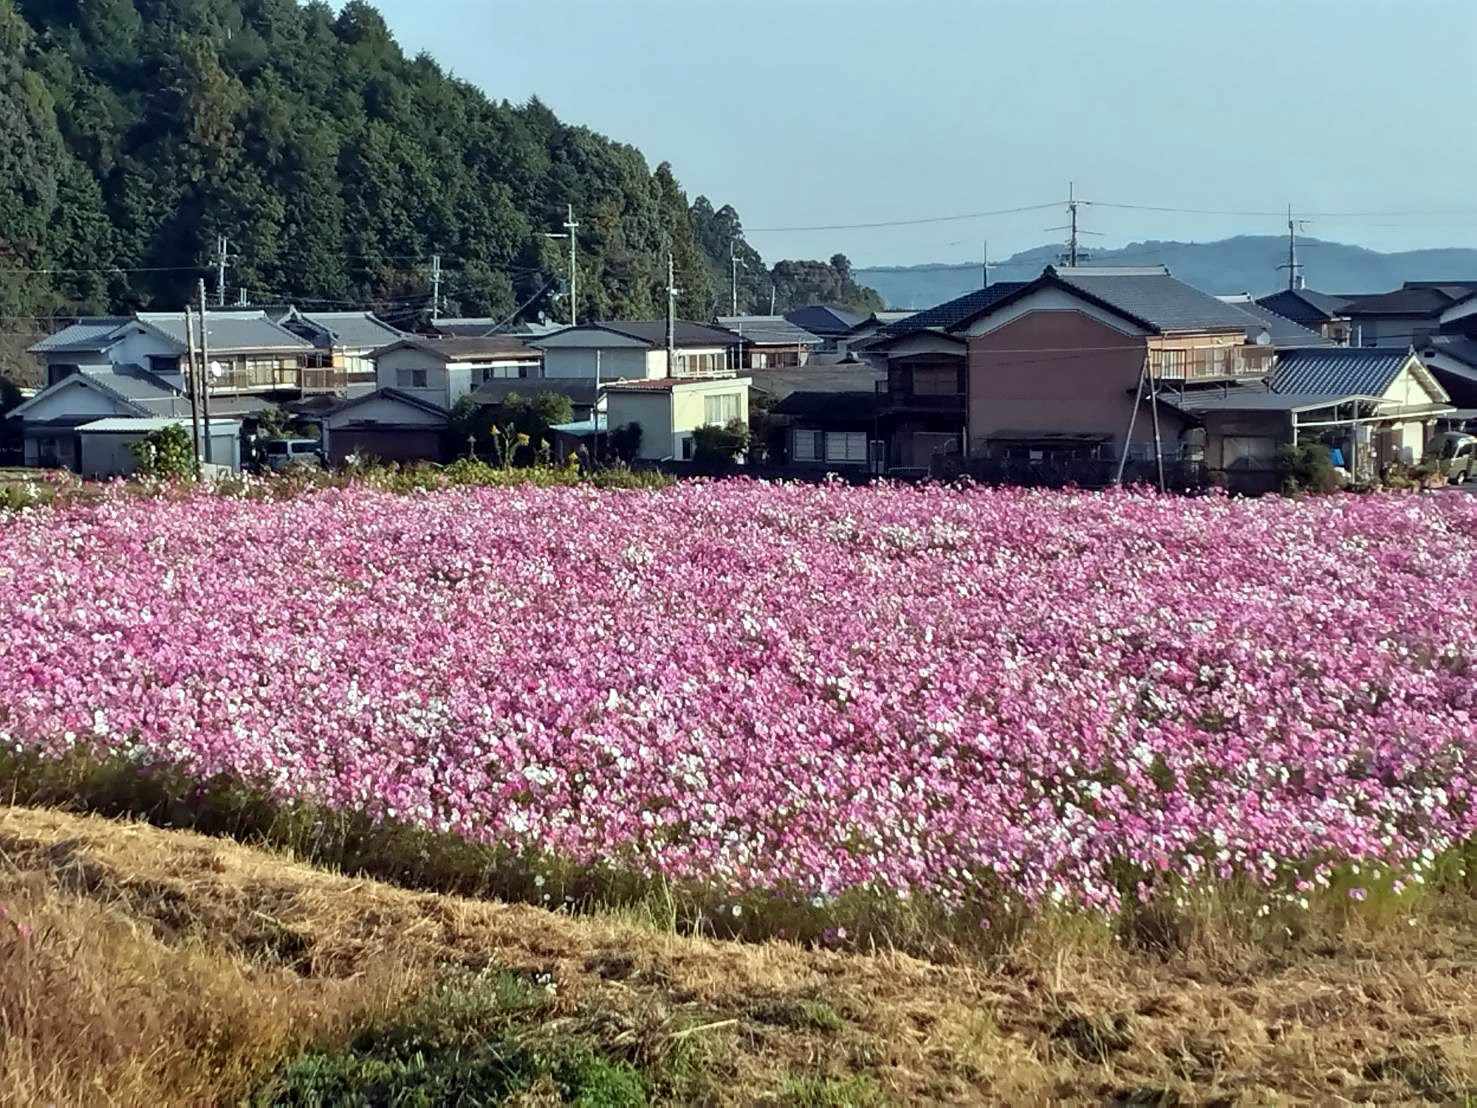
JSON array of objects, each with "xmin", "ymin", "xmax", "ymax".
[
  {"xmin": 29, "ymin": 312, "xmax": 314, "ymax": 394},
  {"xmin": 6, "ymin": 365, "xmax": 193, "ymax": 469},
  {"xmin": 370, "ymin": 336, "xmax": 542, "ymax": 410},
  {"xmin": 533, "ymin": 321, "xmax": 737, "ymax": 380},
  {"xmin": 604, "ymin": 376, "xmax": 751, "ymax": 461}
]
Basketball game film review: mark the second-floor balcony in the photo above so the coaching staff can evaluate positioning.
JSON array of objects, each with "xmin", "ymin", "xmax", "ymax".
[{"xmin": 1153, "ymin": 345, "xmax": 1275, "ymax": 381}]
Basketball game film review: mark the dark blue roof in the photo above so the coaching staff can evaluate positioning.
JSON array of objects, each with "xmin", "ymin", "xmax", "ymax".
[
  {"xmin": 1256, "ymin": 289, "xmax": 1349, "ymax": 326},
  {"xmin": 1271, "ymin": 347, "xmax": 1412, "ymax": 397},
  {"xmin": 783, "ymin": 306, "xmax": 867, "ymax": 336},
  {"xmin": 876, "ymin": 282, "xmax": 1027, "ymax": 340}
]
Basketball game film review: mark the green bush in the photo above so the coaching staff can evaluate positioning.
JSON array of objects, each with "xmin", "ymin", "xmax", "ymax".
[
  {"xmin": 127, "ymin": 423, "xmax": 196, "ymax": 480},
  {"xmin": 609, "ymin": 421, "xmax": 643, "ymax": 462},
  {"xmin": 1278, "ymin": 442, "xmax": 1343, "ymax": 495},
  {"xmin": 691, "ymin": 419, "xmax": 750, "ymax": 465}
]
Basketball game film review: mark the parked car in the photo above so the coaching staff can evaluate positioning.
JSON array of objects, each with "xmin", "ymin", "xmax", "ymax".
[
  {"xmin": 1425, "ymin": 431, "xmax": 1477, "ymax": 484},
  {"xmin": 260, "ymin": 437, "xmax": 325, "ymax": 472}
]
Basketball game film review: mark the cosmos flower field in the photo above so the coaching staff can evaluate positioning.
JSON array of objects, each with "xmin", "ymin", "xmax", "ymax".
[{"xmin": 2, "ymin": 481, "xmax": 1475, "ymax": 917}]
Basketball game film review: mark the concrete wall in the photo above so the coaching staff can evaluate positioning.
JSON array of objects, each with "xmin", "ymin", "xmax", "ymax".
[
  {"xmin": 543, "ymin": 346, "xmax": 649, "ymax": 380},
  {"xmin": 965, "ymin": 310, "xmax": 1167, "ymax": 455},
  {"xmin": 606, "ymin": 392, "xmax": 672, "ymax": 460}
]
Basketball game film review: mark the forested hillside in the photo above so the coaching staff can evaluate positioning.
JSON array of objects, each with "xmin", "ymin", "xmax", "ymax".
[{"xmin": 0, "ymin": 0, "xmax": 880, "ymax": 337}]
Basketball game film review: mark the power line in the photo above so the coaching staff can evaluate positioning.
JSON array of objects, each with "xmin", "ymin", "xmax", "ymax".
[
  {"xmin": 745, "ymin": 201, "xmax": 1063, "ymax": 234},
  {"xmin": 1083, "ymin": 200, "xmax": 1477, "ymax": 219}
]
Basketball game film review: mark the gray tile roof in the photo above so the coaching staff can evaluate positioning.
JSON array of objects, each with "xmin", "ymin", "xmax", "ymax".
[
  {"xmin": 136, "ymin": 312, "xmax": 313, "ymax": 354},
  {"xmin": 1052, "ymin": 266, "xmax": 1256, "ymax": 333},
  {"xmin": 1217, "ymin": 295, "xmax": 1331, "ymax": 349},
  {"xmin": 87, "ymin": 364, "xmax": 182, "ymax": 402},
  {"xmin": 1255, "ymin": 289, "xmax": 1350, "ymax": 326},
  {"xmin": 747, "ymin": 366, "xmax": 884, "ymax": 400},
  {"xmin": 1270, "ymin": 347, "xmax": 1413, "ymax": 397},
  {"xmin": 29, "ymin": 318, "xmax": 130, "ymax": 354},
  {"xmin": 287, "ymin": 311, "xmax": 404, "ymax": 350},
  {"xmin": 375, "ymin": 336, "xmax": 540, "ymax": 362},
  {"xmin": 717, "ymin": 316, "xmax": 823, "ymax": 346},
  {"xmin": 1338, "ymin": 287, "xmax": 1460, "ymax": 317}
]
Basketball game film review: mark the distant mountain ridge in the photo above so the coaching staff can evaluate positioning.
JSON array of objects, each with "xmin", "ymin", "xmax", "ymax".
[{"xmin": 857, "ymin": 236, "xmax": 1477, "ymax": 311}]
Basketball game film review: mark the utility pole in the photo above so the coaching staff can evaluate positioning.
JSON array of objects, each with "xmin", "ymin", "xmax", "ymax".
[
  {"xmin": 543, "ymin": 206, "xmax": 580, "ymax": 325},
  {"xmin": 1067, "ymin": 182, "xmax": 1079, "ymax": 266},
  {"xmin": 730, "ymin": 239, "xmax": 743, "ymax": 315},
  {"xmin": 769, "ymin": 284, "xmax": 776, "ymax": 314},
  {"xmin": 184, "ymin": 303, "xmax": 202, "ymax": 475},
  {"xmin": 430, "ymin": 254, "xmax": 442, "ymax": 322},
  {"xmin": 215, "ymin": 235, "xmax": 229, "ymax": 307},
  {"xmin": 197, "ymin": 279, "xmax": 214, "ymax": 465},
  {"xmin": 1278, "ymin": 204, "xmax": 1306, "ymax": 291},
  {"xmin": 982, "ymin": 240, "xmax": 991, "ymax": 288},
  {"xmin": 564, "ymin": 205, "xmax": 578, "ymax": 325},
  {"xmin": 666, "ymin": 252, "xmax": 681, "ymax": 377}
]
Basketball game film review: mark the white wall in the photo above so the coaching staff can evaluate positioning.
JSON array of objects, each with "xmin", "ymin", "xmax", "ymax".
[
  {"xmin": 375, "ymin": 348, "xmax": 451, "ymax": 405},
  {"xmin": 17, "ymin": 378, "xmax": 134, "ymax": 422},
  {"xmin": 326, "ymin": 396, "xmax": 447, "ymax": 428}
]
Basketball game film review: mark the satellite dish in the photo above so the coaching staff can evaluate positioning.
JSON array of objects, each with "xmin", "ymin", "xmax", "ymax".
[{"xmin": 209, "ymin": 361, "xmax": 224, "ymax": 379}]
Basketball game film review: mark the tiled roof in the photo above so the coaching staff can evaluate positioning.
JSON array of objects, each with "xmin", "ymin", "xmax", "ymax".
[
  {"xmin": 374, "ymin": 336, "xmax": 539, "ymax": 362},
  {"xmin": 1270, "ymin": 347, "xmax": 1413, "ymax": 397},
  {"xmin": 1051, "ymin": 266, "xmax": 1256, "ymax": 333},
  {"xmin": 1217, "ymin": 295, "xmax": 1331, "ymax": 348},
  {"xmin": 748, "ymin": 366, "xmax": 884, "ymax": 400},
  {"xmin": 783, "ymin": 306, "xmax": 867, "ymax": 336},
  {"xmin": 136, "ymin": 312, "xmax": 314, "ymax": 353},
  {"xmin": 1165, "ymin": 384, "xmax": 1359, "ymax": 414},
  {"xmin": 1255, "ymin": 289, "xmax": 1350, "ymax": 326},
  {"xmin": 1339, "ymin": 287, "xmax": 1461, "ymax": 317},
  {"xmin": 876, "ymin": 283, "xmax": 1028, "ymax": 340},
  {"xmin": 288, "ymin": 311, "xmax": 404, "ymax": 350},
  {"xmin": 717, "ymin": 316, "xmax": 823, "ymax": 346},
  {"xmin": 29, "ymin": 318, "xmax": 130, "ymax": 354}
]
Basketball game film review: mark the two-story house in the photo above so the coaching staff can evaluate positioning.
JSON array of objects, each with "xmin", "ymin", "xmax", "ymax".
[
  {"xmin": 1340, "ymin": 282, "xmax": 1477, "ymax": 348},
  {"xmin": 1254, "ymin": 288, "xmax": 1352, "ymax": 344},
  {"xmin": 271, "ymin": 308, "xmax": 405, "ymax": 392},
  {"xmin": 716, "ymin": 316, "xmax": 822, "ymax": 369},
  {"xmin": 370, "ymin": 336, "xmax": 543, "ymax": 409},
  {"xmin": 29, "ymin": 311, "xmax": 316, "ymax": 394},
  {"xmin": 532, "ymin": 321, "xmax": 737, "ymax": 380}
]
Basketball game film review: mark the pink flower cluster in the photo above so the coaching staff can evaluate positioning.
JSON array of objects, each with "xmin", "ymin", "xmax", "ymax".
[{"xmin": 2, "ymin": 482, "xmax": 1475, "ymax": 912}]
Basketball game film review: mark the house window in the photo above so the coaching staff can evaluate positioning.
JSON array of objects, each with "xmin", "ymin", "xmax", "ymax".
[
  {"xmin": 793, "ymin": 430, "xmax": 822, "ymax": 461},
  {"xmin": 37, "ymin": 437, "xmax": 62, "ymax": 466},
  {"xmin": 397, "ymin": 368, "xmax": 429, "ymax": 389},
  {"xmin": 911, "ymin": 365, "xmax": 957, "ymax": 395},
  {"xmin": 148, "ymin": 355, "xmax": 180, "ymax": 374},
  {"xmin": 681, "ymin": 435, "xmax": 694, "ymax": 460},
  {"xmin": 825, "ymin": 431, "xmax": 868, "ymax": 463},
  {"xmin": 704, "ymin": 392, "xmax": 740, "ymax": 426}
]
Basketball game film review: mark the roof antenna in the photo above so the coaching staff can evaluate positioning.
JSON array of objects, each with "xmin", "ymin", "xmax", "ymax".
[{"xmin": 1278, "ymin": 204, "xmax": 1309, "ymax": 290}]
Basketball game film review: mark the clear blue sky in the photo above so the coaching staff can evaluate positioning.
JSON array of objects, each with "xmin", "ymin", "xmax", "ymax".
[{"xmin": 364, "ymin": 0, "xmax": 1477, "ymax": 268}]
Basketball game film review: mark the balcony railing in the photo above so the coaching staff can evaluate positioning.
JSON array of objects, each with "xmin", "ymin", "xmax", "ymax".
[{"xmin": 1153, "ymin": 346, "xmax": 1275, "ymax": 381}]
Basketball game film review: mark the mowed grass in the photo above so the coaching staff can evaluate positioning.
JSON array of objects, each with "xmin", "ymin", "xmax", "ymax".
[{"xmin": 3, "ymin": 806, "xmax": 1477, "ymax": 1105}]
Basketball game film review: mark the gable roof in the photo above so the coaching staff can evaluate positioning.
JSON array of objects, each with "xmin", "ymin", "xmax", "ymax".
[
  {"xmin": 1338, "ymin": 287, "xmax": 1464, "ymax": 318},
  {"xmin": 537, "ymin": 321, "xmax": 737, "ymax": 349},
  {"xmin": 133, "ymin": 312, "xmax": 313, "ymax": 354},
  {"xmin": 1217, "ymin": 295, "xmax": 1331, "ymax": 348},
  {"xmin": 603, "ymin": 376, "xmax": 746, "ymax": 392},
  {"xmin": 1050, "ymin": 267, "xmax": 1257, "ymax": 333},
  {"xmin": 326, "ymin": 387, "xmax": 449, "ymax": 419},
  {"xmin": 372, "ymin": 336, "xmax": 540, "ymax": 362},
  {"xmin": 783, "ymin": 306, "xmax": 868, "ymax": 336},
  {"xmin": 717, "ymin": 316, "xmax": 824, "ymax": 346},
  {"xmin": 874, "ymin": 283, "xmax": 1029, "ymax": 342},
  {"xmin": 28, "ymin": 317, "xmax": 131, "ymax": 355},
  {"xmin": 8, "ymin": 364, "xmax": 182, "ymax": 421},
  {"xmin": 1270, "ymin": 347, "xmax": 1420, "ymax": 397},
  {"xmin": 1255, "ymin": 288, "xmax": 1350, "ymax": 326},
  {"xmin": 280, "ymin": 310, "xmax": 404, "ymax": 350}
]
